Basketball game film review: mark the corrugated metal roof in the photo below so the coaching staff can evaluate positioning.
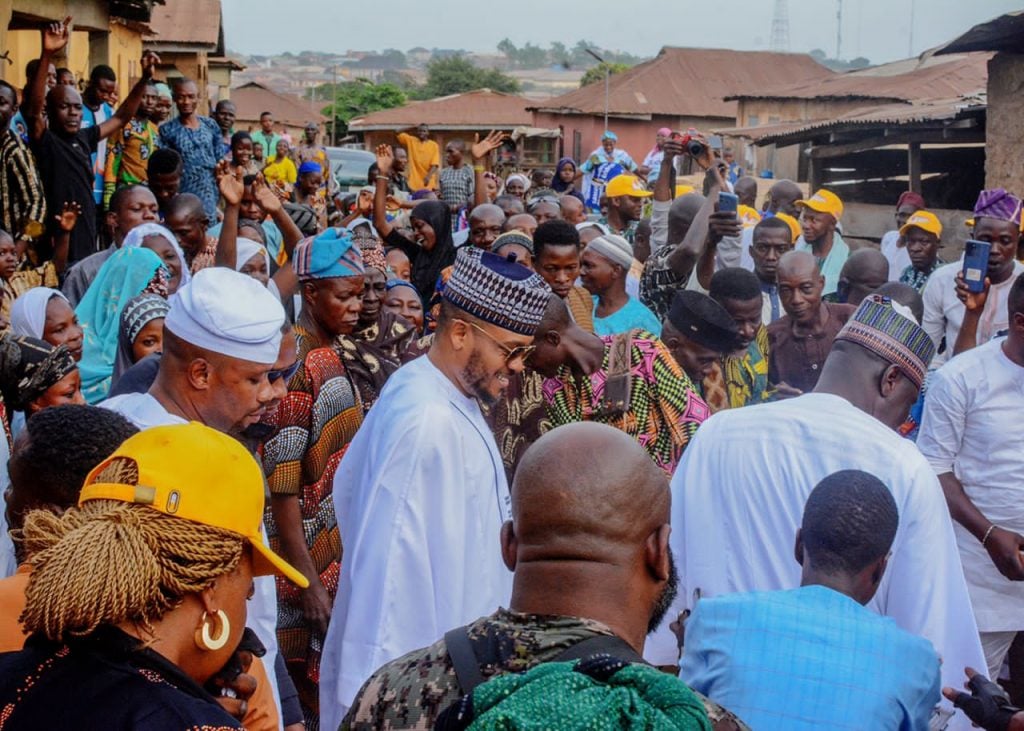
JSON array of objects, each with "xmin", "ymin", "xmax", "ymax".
[
  {"xmin": 231, "ymin": 82, "xmax": 327, "ymax": 128},
  {"xmin": 528, "ymin": 47, "xmax": 833, "ymax": 119},
  {"xmin": 936, "ymin": 11, "xmax": 1024, "ymax": 54},
  {"xmin": 727, "ymin": 53, "xmax": 990, "ymax": 103},
  {"xmin": 720, "ymin": 95, "xmax": 987, "ymax": 147},
  {"xmin": 348, "ymin": 89, "xmax": 533, "ymax": 131},
  {"xmin": 145, "ymin": 0, "xmax": 221, "ymax": 48}
]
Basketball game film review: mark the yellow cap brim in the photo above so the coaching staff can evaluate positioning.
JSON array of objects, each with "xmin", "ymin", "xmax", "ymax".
[
  {"xmin": 899, "ymin": 222, "xmax": 941, "ymax": 238},
  {"xmin": 794, "ymin": 200, "xmax": 839, "ymax": 218},
  {"xmin": 250, "ymin": 537, "xmax": 310, "ymax": 588}
]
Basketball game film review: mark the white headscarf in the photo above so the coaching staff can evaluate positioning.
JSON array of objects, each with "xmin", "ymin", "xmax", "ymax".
[
  {"xmin": 505, "ymin": 173, "xmax": 531, "ymax": 193},
  {"xmin": 10, "ymin": 287, "xmax": 68, "ymax": 339},
  {"xmin": 235, "ymin": 237, "xmax": 270, "ymax": 273},
  {"xmin": 122, "ymin": 223, "xmax": 192, "ymax": 289}
]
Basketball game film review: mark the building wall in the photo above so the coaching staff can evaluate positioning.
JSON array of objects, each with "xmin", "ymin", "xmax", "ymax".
[
  {"xmin": 2, "ymin": 1, "xmax": 109, "ymax": 84},
  {"xmin": 154, "ymin": 50, "xmax": 210, "ymax": 114},
  {"xmin": 985, "ymin": 52, "xmax": 1024, "ymax": 193},
  {"xmin": 236, "ymin": 117, "xmax": 319, "ymax": 144},
  {"xmin": 842, "ymin": 201, "xmax": 973, "ymax": 262},
  {"xmin": 529, "ymin": 111, "xmax": 730, "ymax": 167}
]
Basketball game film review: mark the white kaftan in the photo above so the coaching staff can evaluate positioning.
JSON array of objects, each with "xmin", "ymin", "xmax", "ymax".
[
  {"xmin": 918, "ymin": 339, "xmax": 1024, "ymax": 632},
  {"xmin": 320, "ymin": 355, "xmax": 513, "ymax": 730},
  {"xmin": 649, "ymin": 392, "xmax": 985, "ymax": 730}
]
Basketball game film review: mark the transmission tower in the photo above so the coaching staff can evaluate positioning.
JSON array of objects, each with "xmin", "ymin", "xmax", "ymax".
[
  {"xmin": 770, "ymin": 0, "xmax": 791, "ymax": 52},
  {"xmin": 836, "ymin": 0, "xmax": 844, "ymax": 60}
]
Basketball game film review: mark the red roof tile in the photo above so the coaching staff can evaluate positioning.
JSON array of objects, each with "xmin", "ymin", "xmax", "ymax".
[
  {"xmin": 146, "ymin": 0, "xmax": 221, "ymax": 48},
  {"xmin": 231, "ymin": 82, "xmax": 327, "ymax": 128},
  {"xmin": 348, "ymin": 89, "xmax": 533, "ymax": 131},
  {"xmin": 529, "ymin": 47, "xmax": 834, "ymax": 119}
]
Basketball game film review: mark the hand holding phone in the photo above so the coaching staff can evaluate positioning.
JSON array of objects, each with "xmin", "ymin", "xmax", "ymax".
[
  {"xmin": 962, "ymin": 239, "xmax": 991, "ymax": 294},
  {"xmin": 718, "ymin": 191, "xmax": 739, "ymax": 214}
]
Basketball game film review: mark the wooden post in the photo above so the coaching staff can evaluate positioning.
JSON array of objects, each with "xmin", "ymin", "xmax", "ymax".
[
  {"xmin": 808, "ymin": 148, "xmax": 823, "ymax": 191},
  {"xmin": 908, "ymin": 141, "xmax": 922, "ymax": 193}
]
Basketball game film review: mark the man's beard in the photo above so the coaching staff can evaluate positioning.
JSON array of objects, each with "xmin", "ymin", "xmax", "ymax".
[
  {"xmin": 648, "ymin": 551, "xmax": 679, "ymax": 635},
  {"xmin": 461, "ymin": 347, "xmax": 502, "ymax": 407}
]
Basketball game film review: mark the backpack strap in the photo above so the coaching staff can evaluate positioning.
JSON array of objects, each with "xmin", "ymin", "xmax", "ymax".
[
  {"xmin": 550, "ymin": 634, "xmax": 646, "ymax": 665},
  {"xmin": 444, "ymin": 626, "xmax": 486, "ymax": 695}
]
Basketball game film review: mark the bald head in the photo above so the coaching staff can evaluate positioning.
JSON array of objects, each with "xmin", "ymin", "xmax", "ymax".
[
  {"xmin": 667, "ymin": 193, "xmax": 705, "ymax": 244},
  {"xmin": 734, "ymin": 176, "xmax": 758, "ymax": 208},
  {"xmin": 165, "ymin": 193, "xmax": 206, "ymax": 220},
  {"xmin": 837, "ymin": 248, "xmax": 889, "ymax": 307},
  {"xmin": 558, "ymin": 195, "xmax": 586, "ymax": 225},
  {"xmin": 769, "ymin": 179, "xmax": 802, "ymax": 217},
  {"xmin": 777, "ymin": 249, "xmax": 819, "ymax": 280},
  {"xmin": 511, "ymin": 422, "xmax": 669, "ymax": 557}
]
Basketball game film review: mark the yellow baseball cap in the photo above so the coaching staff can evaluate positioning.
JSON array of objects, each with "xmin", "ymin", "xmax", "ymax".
[
  {"xmin": 775, "ymin": 212, "xmax": 801, "ymax": 244},
  {"xmin": 738, "ymin": 204, "xmax": 762, "ymax": 228},
  {"xmin": 606, "ymin": 174, "xmax": 653, "ymax": 199},
  {"xmin": 795, "ymin": 189, "xmax": 844, "ymax": 221},
  {"xmin": 899, "ymin": 210, "xmax": 942, "ymax": 238},
  {"xmin": 674, "ymin": 184, "xmax": 696, "ymax": 198},
  {"xmin": 79, "ymin": 423, "xmax": 309, "ymax": 589}
]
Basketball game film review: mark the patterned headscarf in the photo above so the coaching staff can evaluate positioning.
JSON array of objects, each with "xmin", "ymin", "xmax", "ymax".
[
  {"xmin": 293, "ymin": 228, "xmax": 364, "ymax": 281},
  {"xmin": 112, "ymin": 294, "xmax": 171, "ymax": 386},
  {"xmin": 353, "ymin": 234, "xmax": 388, "ymax": 275},
  {"xmin": 122, "ymin": 222, "xmax": 192, "ymax": 290},
  {"xmin": 0, "ymin": 335, "xmax": 77, "ymax": 412}
]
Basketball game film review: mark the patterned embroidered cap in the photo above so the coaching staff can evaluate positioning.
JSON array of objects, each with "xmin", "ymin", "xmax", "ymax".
[
  {"xmin": 834, "ymin": 295, "xmax": 935, "ymax": 388},
  {"xmin": 492, "ymin": 230, "xmax": 535, "ymax": 256},
  {"xmin": 442, "ymin": 247, "xmax": 551, "ymax": 336},
  {"xmin": 973, "ymin": 188, "xmax": 1023, "ymax": 227}
]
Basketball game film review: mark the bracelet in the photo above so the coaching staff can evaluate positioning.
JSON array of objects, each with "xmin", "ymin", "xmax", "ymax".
[
  {"xmin": 982, "ymin": 524, "xmax": 998, "ymax": 546},
  {"xmin": 374, "ymin": 174, "xmax": 390, "ymax": 183},
  {"xmin": 473, "ymin": 165, "xmax": 485, "ymax": 172}
]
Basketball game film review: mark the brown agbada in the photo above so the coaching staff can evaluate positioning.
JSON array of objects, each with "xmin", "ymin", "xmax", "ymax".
[{"xmin": 767, "ymin": 302, "xmax": 855, "ymax": 393}]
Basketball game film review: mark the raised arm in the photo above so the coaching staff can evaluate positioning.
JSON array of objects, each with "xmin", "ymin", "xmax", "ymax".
[
  {"xmin": 98, "ymin": 51, "xmax": 160, "ymax": 140},
  {"xmin": 665, "ymin": 163, "xmax": 724, "ymax": 278},
  {"xmin": 471, "ymin": 131, "xmax": 507, "ymax": 208},
  {"xmin": 653, "ymin": 140, "xmax": 681, "ymax": 203},
  {"xmin": 372, "ymin": 144, "xmax": 397, "ymax": 239},
  {"xmin": 51, "ymin": 201, "xmax": 81, "ymax": 276},
  {"xmin": 214, "ymin": 161, "xmax": 243, "ymax": 269},
  {"xmin": 952, "ymin": 271, "xmax": 988, "ymax": 356},
  {"xmin": 26, "ymin": 16, "xmax": 71, "ymax": 141}
]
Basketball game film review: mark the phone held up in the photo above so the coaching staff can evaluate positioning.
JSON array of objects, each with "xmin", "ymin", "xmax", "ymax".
[{"xmin": 962, "ymin": 239, "xmax": 991, "ymax": 294}]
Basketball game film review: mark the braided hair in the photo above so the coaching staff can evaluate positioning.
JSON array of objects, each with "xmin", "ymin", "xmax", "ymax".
[{"xmin": 20, "ymin": 500, "xmax": 245, "ymax": 641}]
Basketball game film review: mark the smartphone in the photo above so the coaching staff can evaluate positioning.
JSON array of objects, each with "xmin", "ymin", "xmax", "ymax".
[
  {"xmin": 962, "ymin": 239, "xmax": 991, "ymax": 293},
  {"xmin": 718, "ymin": 191, "xmax": 739, "ymax": 214}
]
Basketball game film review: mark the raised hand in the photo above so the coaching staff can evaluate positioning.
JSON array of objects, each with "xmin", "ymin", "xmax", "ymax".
[
  {"xmin": 375, "ymin": 144, "xmax": 394, "ymax": 177},
  {"xmin": 252, "ymin": 174, "xmax": 282, "ymax": 214},
  {"xmin": 471, "ymin": 130, "xmax": 507, "ymax": 162},
  {"xmin": 216, "ymin": 160, "xmax": 245, "ymax": 206},
  {"xmin": 55, "ymin": 201, "xmax": 82, "ymax": 233},
  {"xmin": 955, "ymin": 270, "xmax": 989, "ymax": 312},
  {"xmin": 42, "ymin": 16, "xmax": 71, "ymax": 55},
  {"xmin": 140, "ymin": 50, "xmax": 160, "ymax": 79}
]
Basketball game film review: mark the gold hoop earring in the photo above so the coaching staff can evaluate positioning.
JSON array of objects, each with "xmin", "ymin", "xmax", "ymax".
[{"xmin": 195, "ymin": 609, "xmax": 231, "ymax": 651}]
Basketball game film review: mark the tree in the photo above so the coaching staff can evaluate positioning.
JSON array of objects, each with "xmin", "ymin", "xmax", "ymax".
[
  {"xmin": 549, "ymin": 41, "xmax": 570, "ymax": 68},
  {"xmin": 497, "ymin": 38, "xmax": 518, "ymax": 67},
  {"xmin": 415, "ymin": 56, "xmax": 520, "ymax": 99},
  {"xmin": 517, "ymin": 42, "xmax": 548, "ymax": 69},
  {"xmin": 580, "ymin": 62, "xmax": 630, "ymax": 88},
  {"xmin": 317, "ymin": 80, "xmax": 407, "ymax": 137}
]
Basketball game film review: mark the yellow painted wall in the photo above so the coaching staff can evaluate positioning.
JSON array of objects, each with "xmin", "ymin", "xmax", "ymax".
[{"xmin": 5, "ymin": 29, "xmax": 92, "ymax": 89}]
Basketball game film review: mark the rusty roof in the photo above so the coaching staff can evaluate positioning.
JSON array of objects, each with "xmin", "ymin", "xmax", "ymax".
[
  {"xmin": 726, "ymin": 53, "xmax": 990, "ymax": 103},
  {"xmin": 528, "ymin": 47, "xmax": 833, "ymax": 119},
  {"xmin": 348, "ymin": 89, "xmax": 533, "ymax": 131},
  {"xmin": 718, "ymin": 95, "xmax": 987, "ymax": 147},
  {"xmin": 936, "ymin": 11, "xmax": 1024, "ymax": 54},
  {"xmin": 231, "ymin": 82, "xmax": 327, "ymax": 128},
  {"xmin": 145, "ymin": 0, "xmax": 222, "ymax": 49}
]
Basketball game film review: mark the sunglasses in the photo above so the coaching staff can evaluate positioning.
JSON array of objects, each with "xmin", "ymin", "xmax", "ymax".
[
  {"xmin": 268, "ymin": 360, "xmax": 300, "ymax": 384},
  {"xmin": 457, "ymin": 319, "xmax": 535, "ymax": 365}
]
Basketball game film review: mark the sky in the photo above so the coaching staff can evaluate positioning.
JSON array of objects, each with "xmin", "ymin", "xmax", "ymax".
[{"xmin": 221, "ymin": 0, "xmax": 1020, "ymax": 64}]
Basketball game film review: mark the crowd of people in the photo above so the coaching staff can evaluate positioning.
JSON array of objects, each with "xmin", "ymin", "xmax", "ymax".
[{"xmin": 0, "ymin": 15, "xmax": 1023, "ymax": 731}]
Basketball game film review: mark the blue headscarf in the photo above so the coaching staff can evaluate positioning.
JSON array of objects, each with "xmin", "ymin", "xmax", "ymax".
[{"xmin": 76, "ymin": 247, "xmax": 169, "ymax": 404}]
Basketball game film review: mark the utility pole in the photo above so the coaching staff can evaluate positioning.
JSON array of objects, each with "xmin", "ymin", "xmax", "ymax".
[
  {"xmin": 332, "ymin": 63, "xmax": 338, "ymax": 145},
  {"xmin": 836, "ymin": 0, "xmax": 844, "ymax": 60},
  {"xmin": 584, "ymin": 48, "xmax": 609, "ymax": 132},
  {"xmin": 908, "ymin": 0, "xmax": 916, "ymax": 57}
]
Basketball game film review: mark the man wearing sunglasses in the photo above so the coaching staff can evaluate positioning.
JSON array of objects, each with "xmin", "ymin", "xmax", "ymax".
[{"xmin": 320, "ymin": 247, "xmax": 551, "ymax": 730}]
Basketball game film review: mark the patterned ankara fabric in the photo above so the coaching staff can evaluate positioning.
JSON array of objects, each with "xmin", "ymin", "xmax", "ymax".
[
  {"xmin": 718, "ymin": 326, "xmax": 770, "ymax": 410},
  {"xmin": 260, "ymin": 326, "xmax": 363, "ymax": 723},
  {"xmin": 542, "ymin": 332, "xmax": 710, "ymax": 475},
  {"xmin": 337, "ymin": 310, "xmax": 423, "ymax": 413},
  {"xmin": 486, "ymin": 370, "xmax": 551, "ymax": 483},
  {"xmin": 342, "ymin": 609, "xmax": 747, "ymax": 731},
  {"xmin": 158, "ymin": 116, "xmax": 223, "ymax": 222},
  {"xmin": 102, "ymin": 117, "xmax": 159, "ymax": 206},
  {"xmin": 899, "ymin": 259, "xmax": 944, "ymax": 293},
  {"xmin": 640, "ymin": 242, "xmax": 690, "ymax": 321}
]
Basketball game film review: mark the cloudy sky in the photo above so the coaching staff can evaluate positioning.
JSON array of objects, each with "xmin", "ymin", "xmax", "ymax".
[{"xmin": 222, "ymin": 0, "xmax": 1019, "ymax": 63}]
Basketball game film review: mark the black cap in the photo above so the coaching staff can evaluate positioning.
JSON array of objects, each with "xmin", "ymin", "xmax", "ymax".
[{"xmin": 667, "ymin": 290, "xmax": 742, "ymax": 352}]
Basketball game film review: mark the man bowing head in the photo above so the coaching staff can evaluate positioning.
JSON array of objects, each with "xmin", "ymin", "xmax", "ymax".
[{"xmin": 320, "ymin": 247, "xmax": 551, "ymax": 730}]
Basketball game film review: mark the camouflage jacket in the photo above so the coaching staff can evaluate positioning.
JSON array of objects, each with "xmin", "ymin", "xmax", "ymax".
[{"xmin": 341, "ymin": 608, "xmax": 749, "ymax": 730}]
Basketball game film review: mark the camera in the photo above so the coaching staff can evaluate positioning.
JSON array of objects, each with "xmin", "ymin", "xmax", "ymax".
[{"xmin": 671, "ymin": 128, "xmax": 707, "ymax": 158}]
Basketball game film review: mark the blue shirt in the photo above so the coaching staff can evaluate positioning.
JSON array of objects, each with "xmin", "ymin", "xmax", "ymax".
[
  {"xmin": 592, "ymin": 295, "xmax": 662, "ymax": 337},
  {"xmin": 680, "ymin": 585, "xmax": 941, "ymax": 731},
  {"xmin": 796, "ymin": 232, "xmax": 849, "ymax": 296}
]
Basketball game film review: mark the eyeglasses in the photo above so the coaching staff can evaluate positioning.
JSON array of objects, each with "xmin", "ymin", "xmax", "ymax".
[
  {"xmin": 457, "ymin": 319, "xmax": 535, "ymax": 365},
  {"xmin": 268, "ymin": 360, "xmax": 300, "ymax": 384}
]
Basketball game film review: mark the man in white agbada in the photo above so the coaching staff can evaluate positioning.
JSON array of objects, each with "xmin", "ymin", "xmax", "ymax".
[
  {"xmin": 320, "ymin": 247, "xmax": 551, "ymax": 729},
  {"xmin": 102, "ymin": 267, "xmax": 294, "ymax": 724},
  {"xmin": 918, "ymin": 277, "xmax": 1024, "ymax": 680},
  {"xmin": 652, "ymin": 295, "xmax": 986, "ymax": 730}
]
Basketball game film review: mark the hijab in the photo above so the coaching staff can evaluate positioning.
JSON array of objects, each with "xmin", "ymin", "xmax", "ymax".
[
  {"xmin": 235, "ymin": 237, "xmax": 270, "ymax": 273},
  {"xmin": 10, "ymin": 288, "xmax": 68, "ymax": 339},
  {"xmin": 407, "ymin": 200, "xmax": 455, "ymax": 305},
  {"xmin": 76, "ymin": 247, "xmax": 169, "ymax": 404},
  {"xmin": 0, "ymin": 335, "xmax": 77, "ymax": 412},
  {"xmin": 551, "ymin": 157, "xmax": 577, "ymax": 193},
  {"xmin": 123, "ymin": 222, "xmax": 192, "ymax": 290},
  {"xmin": 112, "ymin": 293, "xmax": 171, "ymax": 387}
]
